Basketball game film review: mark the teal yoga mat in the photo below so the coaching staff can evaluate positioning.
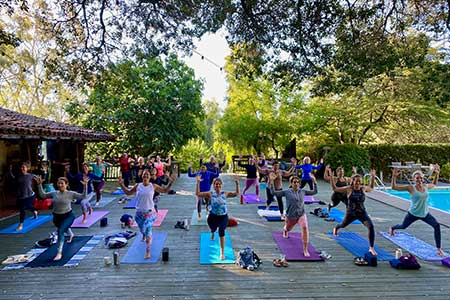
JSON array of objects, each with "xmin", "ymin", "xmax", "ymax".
[
  {"xmin": 191, "ymin": 210, "xmax": 208, "ymax": 226},
  {"xmin": 323, "ymin": 208, "xmax": 361, "ymax": 224},
  {"xmin": 329, "ymin": 231, "xmax": 394, "ymax": 261},
  {"xmin": 200, "ymin": 232, "xmax": 235, "ymax": 264},
  {"xmin": 121, "ymin": 232, "xmax": 167, "ymax": 264},
  {"xmin": 0, "ymin": 215, "xmax": 52, "ymax": 234},
  {"xmin": 379, "ymin": 231, "xmax": 449, "ymax": 261}
]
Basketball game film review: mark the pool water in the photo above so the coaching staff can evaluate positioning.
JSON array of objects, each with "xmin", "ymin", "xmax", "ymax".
[{"xmin": 385, "ymin": 189, "xmax": 450, "ymax": 214}]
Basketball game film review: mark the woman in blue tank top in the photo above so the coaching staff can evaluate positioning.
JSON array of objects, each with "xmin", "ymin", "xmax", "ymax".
[
  {"xmin": 390, "ymin": 166, "xmax": 444, "ymax": 257},
  {"xmin": 331, "ymin": 170, "xmax": 378, "ymax": 256},
  {"xmin": 196, "ymin": 175, "xmax": 239, "ymax": 260}
]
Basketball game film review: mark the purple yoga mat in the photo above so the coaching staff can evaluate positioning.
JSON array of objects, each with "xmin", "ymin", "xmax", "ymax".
[
  {"xmin": 304, "ymin": 195, "xmax": 320, "ymax": 204},
  {"xmin": 243, "ymin": 194, "xmax": 263, "ymax": 204},
  {"xmin": 272, "ymin": 231, "xmax": 324, "ymax": 261},
  {"xmin": 72, "ymin": 211, "xmax": 109, "ymax": 228}
]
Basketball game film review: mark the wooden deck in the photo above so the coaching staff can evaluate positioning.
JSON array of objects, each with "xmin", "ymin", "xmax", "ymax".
[{"xmin": 0, "ymin": 175, "xmax": 449, "ymax": 300}]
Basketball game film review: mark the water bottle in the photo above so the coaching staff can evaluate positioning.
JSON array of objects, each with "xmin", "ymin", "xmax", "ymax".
[
  {"xmin": 395, "ymin": 248, "xmax": 403, "ymax": 259},
  {"xmin": 113, "ymin": 251, "xmax": 120, "ymax": 266}
]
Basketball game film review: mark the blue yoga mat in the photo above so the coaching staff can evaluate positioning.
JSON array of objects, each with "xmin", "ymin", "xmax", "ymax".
[
  {"xmin": 329, "ymin": 231, "xmax": 394, "ymax": 261},
  {"xmin": 25, "ymin": 236, "xmax": 93, "ymax": 268},
  {"xmin": 92, "ymin": 196, "xmax": 116, "ymax": 208},
  {"xmin": 257, "ymin": 206, "xmax": 278, "ymax": 210},
  {"xmin": 200, "ymin": 232, "xmax": 235, "ymax": 264},
  {"xmin": 121, "ymin": 232, "xmax": 167, "ymax": 264},
  {"xmin": 0, "ymin": 215, "xmax": 53, "ymax": 234},
  {"xmin": 323, "ymin": 208, "xmax": 361, "ymax": 224},
  {"xmin": 123, "ymin": 198, "xmax": 138, "ymax": 209},
  {"xmin": 112, "ymin": 188, "xmax": 125, "ymax": 195},
  {"xmin": 257, "ymin": 206, "xmax": 283, "ymax": 221},
  {"xmin": 379, "ymin": 231, "xmax": 449, "ymax": 261}
]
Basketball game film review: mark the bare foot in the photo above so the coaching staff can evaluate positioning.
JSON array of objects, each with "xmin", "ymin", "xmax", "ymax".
[
  {"xmin": 95, "ymin": 201, "xmax": 100, "ymax": 207},
  {"xmin": 389, "ymin": 227, "xmax": 395, "ymax": 236},
  {"xmin": 15, "ymin": 224, "xmax": 23, "ymax": 231},
  {"xmin": 67, "ymin": 234, "xmax": 74, "ymax": 243},
  {"xmin": 332, "ymin": 227, "xmax": 338, "ymax": 237},
  {"xmin": 197, "ymin": 213, "xmax": 201, "ymax": 221},
  {"xmin": 282, "ymin": 230, "xmax": 288, "ymax": 238},
  {"xmin": 88, "ymin": 207, "xmax": 93, "ymax": 215},
  {"xmin": 265, "ymin": 205, "xmax": 270, "ymax": 210},
  {"xmin": 437, "ymin": 248, "xmax": 445, "ymax": 257},
  {"xmin": 81, "ymin": 218, "xmax": 87, "ymax": 224},
  {"xmin": 33, "ymin": 210, "xmax": 38, "ymax": 219},
  {"xmin": 53, "ymin": 252, "xmax": 62, "ymax": 261},
  {"xmin": 210, "ymin": 233, "xmax": 215, "ymax": 241},
  {"xmin": 220, "ymin": 253, "xmax": 225, "ymax": 260},
  {"xmin": 144, "ymin": 250, "xmax": 151, "ymax": 259},
  {"xmin": 327, "ymin": 203, "xmax": 332, "ymax": 213},
  {"xmin": 303, "ymin": 249, "xmax": 310, "ymax": 257},
  {"xmin": 281, "ymin": 214, "xmax": 286, "ymax": 220},
  {"xmin": 369, "ymin": 247, "xmax": 378, "ymax": 256},
  {"xmin": 141, "ymin": 234, "xmax": 145, "ymax": 242}
]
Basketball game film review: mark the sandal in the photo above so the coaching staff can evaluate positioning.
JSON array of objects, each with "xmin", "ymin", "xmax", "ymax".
[
  {"xmin": 280, "ymin": 258, "xmax": 289, "ymax": 267},
  {"xmin": 273, "ymin": 258, "xmax": 282, "ymax": 267},
  {"xmin": 354, "ymin": 257, "xmax": 368, "ymax": 266}
]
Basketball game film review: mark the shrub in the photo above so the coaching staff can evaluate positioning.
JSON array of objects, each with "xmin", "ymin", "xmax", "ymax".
[{"xmin": 325, "ymin": 144, "xmax": 370, "ymax": 176}]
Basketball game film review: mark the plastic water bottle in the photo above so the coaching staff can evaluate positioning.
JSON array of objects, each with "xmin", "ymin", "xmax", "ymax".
[
  {"xmin": 113, "ymin": 251, "xmax": 120, "ymax": 266},
  {"xmin": 395, "ymin": 248, "xmax": 403, "ymax": 259}
]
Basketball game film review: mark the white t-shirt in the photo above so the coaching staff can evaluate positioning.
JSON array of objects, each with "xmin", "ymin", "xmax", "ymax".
[{"xmin": 136, "ymin": 183, "xmax": 155, "ymax": 212}]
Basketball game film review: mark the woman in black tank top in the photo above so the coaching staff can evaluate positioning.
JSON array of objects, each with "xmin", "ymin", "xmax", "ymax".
[
  {"xmin": 330, "ymin": 170, "xmax": 378, "ymax": 256},
  {"xmin": 324, "ymin": 166, "xmax": 355, "ymax": 212}
]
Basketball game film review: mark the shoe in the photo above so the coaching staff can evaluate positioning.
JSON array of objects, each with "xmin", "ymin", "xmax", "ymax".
[
  {"xmin": 183, "ymin": 219, "xmax": 190, "ymax": 231},
  {"xmin": 280, "ymin": 258, "xmax": 289, "ymax": 267},
  {"xmin": 272, "ymin": 258, "xmax": 282, "ymax": 267},
  {"xmin": 354, "ymin": 257, "xmax": 368, "ymax": 266},
  {"xmin": 320, "ymin": 251, "xmax": 332, "ymax": 260},
  {"xmin": 174, "ymin": 221, "xmax": 184, "ymax": 229},
  {"xmin": 95, "ymin": 202, "xmax": 100, "ymax": 207}
]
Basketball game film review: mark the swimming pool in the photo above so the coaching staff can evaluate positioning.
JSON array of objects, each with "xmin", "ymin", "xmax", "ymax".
[{"xmin": 385, "ymin": 189, "xmax": 450, "ymax": 214}]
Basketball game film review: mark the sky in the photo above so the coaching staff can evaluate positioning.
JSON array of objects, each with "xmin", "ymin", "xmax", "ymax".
[{"xmin": 181, "ymin": 29, "xmax": 230, "ymax": 110}]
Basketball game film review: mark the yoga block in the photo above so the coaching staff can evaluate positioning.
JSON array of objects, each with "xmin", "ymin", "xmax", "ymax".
[
  {"xmin": 442, "ymin": 257, "xmax": 450, "ymax": 268},
  {"xmin": 162, "ymin": 247, "xmax": 169, "ymax": 261},
  {"xmin": 100, "ymin": 217, "xmax": 108, "ymax": 227}
]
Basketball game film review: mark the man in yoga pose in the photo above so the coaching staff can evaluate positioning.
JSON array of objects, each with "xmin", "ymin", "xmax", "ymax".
[
  {"xmin": 196, "ymin": 176, "xmax": 239, "ymax": 260},
  {"xmin": 188, "ymin": 163, "xmax": 219, "ymax": 220},
  {"xmin": 390, "ymin": 166, "xmax": 445, "ymax": 256},
  {"xmin": 36, "ymin": 176, "xmax": 87, "ymax": 261},
  {"xmin": 272, "ymin": 175, "xmax": 318, "ymax": 257},
  {"xmin": 118, "ymin": 170, "xmax": 175, "ymax": 259},
  {"xmin": 9, "ymin": 162, "xmax": 39, "ymax": 231},
  {"xmin": 324, "ymin": 165, "xmax": 357, "ymax": 212},
  {"xmin": 331, "ymin": 169, "xmax": 378, "ymax": 256}
]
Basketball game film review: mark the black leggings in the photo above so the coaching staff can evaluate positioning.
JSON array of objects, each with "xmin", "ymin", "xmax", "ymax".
[
  {"xmin": 17, "ymin": 195, "xmax": 36, "ymax": 223},
  {"xmin": 266, "ymin": 188, "xmax": 284, "ymax": 215},
  {"xmin": 335, "ymin": 210, "xmax": 375, "ymax": 247},
  {"xmin": 330, "ymin": 193, "xmax": 348, "ymax": 208},
  {"xmin": 300, "ymin": 179, "xmax": 313, "ymax": 190},
  {"xmin": 392, "ymin": 212, "xmax": 441, "ymax": 248},
  {"xmin": 207, "ymin": 213, "xmax": 228, "ymax": 237}
]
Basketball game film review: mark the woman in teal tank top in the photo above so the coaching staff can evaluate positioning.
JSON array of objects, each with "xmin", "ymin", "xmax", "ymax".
[{"xmin": 390, "ymin": 167, "xmax": 445, "ymax": 257}]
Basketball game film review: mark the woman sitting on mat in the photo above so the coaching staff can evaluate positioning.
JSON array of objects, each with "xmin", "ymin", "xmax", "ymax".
[
  {"xmin": 272, "ymin": 175, "xmax": 318, "ymax": 257},
  {"xmin": 390, "ymin": 166, "xmax": 445, "ymax": 257},
  {"xmin": 36, "ymin": 176, "xmax": 87, "ymax": 261},
  {"xmin": 324, "ymin": 165, "xmax": 357, "ymax": 212},
  {"xmin": 196, "ymin": 175, "xmax": 239, "ymax": 260},
  {"xmin": 118, "ymin": 169, "xmax": 175, "ymax": 259},
  {"xmin": 331, "ymin": 169, "xmax": 377, "ymax": 256}
]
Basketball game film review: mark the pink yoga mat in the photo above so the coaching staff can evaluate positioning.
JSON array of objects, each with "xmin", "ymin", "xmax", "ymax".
[
  {"xmin": 272, "ymin": 231, "xmax": 324, "ymax": 261},
  {"xmin": 131, "ymin": 209, "xmax": 168, "ymax": 227},
  {"xmin": 243, "ymin": 194, "xmax": 263, "ymax": 204},
  {"xmin": 71, "ymin": 211, "xmax": 109, "ymax": 228}
]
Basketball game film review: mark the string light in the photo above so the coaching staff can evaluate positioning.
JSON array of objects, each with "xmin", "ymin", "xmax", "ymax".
[{"xmin": 192, "ymin": 49, "xmax": 224, "ymax": 72}]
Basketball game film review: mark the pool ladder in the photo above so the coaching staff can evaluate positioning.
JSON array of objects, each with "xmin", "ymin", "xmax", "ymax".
[{"xmin": 363, "ymin": 174, "xmax": 387, "ymax": 191}]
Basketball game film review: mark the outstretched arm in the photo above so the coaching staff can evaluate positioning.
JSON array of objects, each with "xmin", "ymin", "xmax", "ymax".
[
  {"xmin": 330, "ymin": 171, "xmax": 348, "ymax": 193},
  {"xmin": 225, "ymin": 175, "xmax": 240, "ymax": 198},
  {"xmin": 427, "ymin": 164, "xmax": 440, "ymax": 189},
  {"xmin": 154, "ymin": 174, "xmax": 176, "ymax": 193},
  {"xmin": 364, "ymin": 169, "xmax": 376, "ymax": 192},
  {"xmin": 196, "ymin": 175, "xmax": 211, "ymax": 198},
  {"xmin": 118, "ymin": 176, "xmax": 137, "ymax": 195},
  {"xmin": 391, "ymin": 169, "xmax": 413, "ymax": 193}
]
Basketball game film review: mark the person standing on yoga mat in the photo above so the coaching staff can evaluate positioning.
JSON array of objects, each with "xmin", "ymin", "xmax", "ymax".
[
  {"xmin": 390, "ymin": 166, "xmax": 445, "ymax": 257},
  {"xmin": 272, "ymin": 175, "xmax": 317, "ymax": 257},
  {"xmin": 324, "ymin": 165, "xmax": 357, "ymax": 212},
  {"xmin": 261, "ymin": 161, "xmax": 295, "ymax": 219},
  {"xmin": 36, "ymin": 176, "xmax": 87, "ymax": 261},
  {"xmin": 196, "ymin": 176, "xmax": 239, "ymax": 260},
  {"xmin": 9, "ymin": 162, "xmax": 39, "ymax": 231},
  {"xmin": 118, "ymin": 169, "xmax": 175, "ymax": 259},
  {"xmin": 114, "ymin": 152, "xmax": 134, "ymax": 188},
  {"xmin": 89, "ymin": 156, "xmax": 110, "ymax": 207},
  {"xmin": 149, "ymin": 168, "xmax": 170, "ymax": 212},
  {"xmin": 154, "ymin": 155, "xmax": 171, "ymax": 177},
  {"xmin": 188, "ymin": 163, "xmax": 219, "ymax": 220},
  {"xmin": 295, "ymin": 157, "xmax": 323, "ymax": 190},
  {"xmin": 331, "ymin": 170, "xmax": 377, "ymax": 256},
  {"xmin": 66, "ymin": 163, "xmax": 102, "ymax": 224},
  {"xmin": 238, "ymin": 154, "xmax": 259, "ymax": 203}
]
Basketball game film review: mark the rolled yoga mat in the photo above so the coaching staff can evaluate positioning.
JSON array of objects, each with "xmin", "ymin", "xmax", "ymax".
[
  {"xmin": 329, "ymin": 231, "xmax": 394, "ymax": 261},
  {"xmin": 71, "ymin": 211, "xmax": 110, "ymax": 228},
  {"xmin": 200, "ymin": 232, "xmax": 235, "ymax": 264},
  {"xmin": 25, "ymin": 236, "xmax": 94, "ymax": 268},
  {"xmin": 121, "ymin": 232, "xmax": 167, "ymax": 264},
  {"xmin": 272, "ymin": 231, "xmax": 324, "ymax": 261},
  {"xmin": 379, "ymin": 231, "xmax": 449, "ymax": 261},
  {"xmin": 0, "ymin": 215, "xmax": 53, "ymax": 234}
]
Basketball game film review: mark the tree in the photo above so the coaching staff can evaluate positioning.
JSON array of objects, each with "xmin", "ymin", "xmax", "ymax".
[{"xmin": 66, "ymin": 54, "xmax": 204, "ymax": 155}]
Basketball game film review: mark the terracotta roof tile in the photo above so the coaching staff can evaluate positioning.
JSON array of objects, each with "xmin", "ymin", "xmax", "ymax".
[{"xmin": 0, "ymin": 107, "xmax": 115, "ymax": 141}]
